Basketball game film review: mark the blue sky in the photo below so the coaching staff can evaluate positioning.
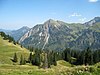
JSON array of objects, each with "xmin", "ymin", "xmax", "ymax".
[{"xmin": 0, "ymin": 0, "xmax": 100, "ymax": 30}]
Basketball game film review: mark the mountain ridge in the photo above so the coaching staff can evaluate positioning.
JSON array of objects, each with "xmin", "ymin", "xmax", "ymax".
[
  {"xmin": 0, "ymin": 26, "xmax": 30, "ymax": 41},
  {"xmin": 84, "ymin": 17, "xmax": 100, "ymax": 26},
  {"xmin": 1, "ymin": 17, "xmax": 100, "ymax": 50}
]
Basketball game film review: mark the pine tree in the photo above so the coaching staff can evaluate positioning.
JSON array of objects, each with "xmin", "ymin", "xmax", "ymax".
[
  {"xmin": 63, "ymin": 48, "xmax": 71, "ymax": 62},
  {"xmin": 90, "ymin": 51, "xmax": 94, "ymax": 65},
  {"xmin": 20, "ymin": 54, "xmax": 23, "ymax": 65},
  {"xmin": 20, "ymin": 54, "xmax": 26, "ymax": 65},
  {"xmin": 13, "ymin": 40, "xmax": 16, "ymax": 45},
  {"xmin": 82, "ymin": 51, "xmax": 85, "ymax": 65},
  {"xmin": 42, "ymin": 52, "xmax": 48, "ymax": 69},
  {"xmin": 53, "ymin": 52, "xmax": 57, "ymax": 66},
  {"xmin": 21, "ymin": 45, "xmax": 23, "ymax": 48},
  {"xmin": 47, "ymin": 50, "xmax": 52, "ymax": 68},
  {"xmin": 13, "ymin": 53, "xmax": 18, "ymax": 63},
  {"xmin": 31, "ymin": 49, "xmax": 41, "ymax": 66},
  {"xmin": 84, "ymin": 47, "xmax": 93, "ymax": 65},
  {"xmin": 93, "ymin": 50, "xmax": 99, "ymax": 63},
  {"xmin": 28, "ymin": 52, "xmax": 32, "ymax": 63}
]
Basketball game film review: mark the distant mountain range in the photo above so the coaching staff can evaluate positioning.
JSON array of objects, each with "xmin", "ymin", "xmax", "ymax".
[
  {"xmin": 1, "ymin": 17, "xmax": 100, "ymax": 50},
  {"xmin": 0, "ymin": 26, "xmax": 30, "ymax": 41},
  {"xmin": 9, "ymin": 26, "xmax": 30, "ymax": 41}
]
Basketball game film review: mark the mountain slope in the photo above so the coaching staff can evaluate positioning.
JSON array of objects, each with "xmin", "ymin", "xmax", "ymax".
[
  {"xmin": 9, "ymin": 26, "xmax": 30, "ymax": 41},
  {"xmin": 0, "ymin": 29, "xmax": 11, "ymax": 35},
  {"xmin": 70, "ymin": 29, "xmax": 100, "ymax": 50},
  {"xmin": 0, "ymin": 26, "xmax": 30, "ymax": 41},
  {"xmin": 71, "ymin": 17, "xmax": 100, "ymax": 50},
  {"xmin": 84, "ymin": 17, "xmax": 100, "ymax": 26},
  {"xmin": 19, "ymin": 17, "xmax": 100, "ymax": 50},
  {"xmin": 19, "ymin": 19, "xmax": 85, "ymax": 50},
  {"xmin": 0, "ymin": 35, "xmax": 29, "ymax": 64}
]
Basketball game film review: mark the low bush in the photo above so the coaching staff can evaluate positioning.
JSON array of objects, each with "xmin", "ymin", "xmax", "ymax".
[{"xmin": 89, "ymin": 67, "xmax": 96, "ymax": 73}]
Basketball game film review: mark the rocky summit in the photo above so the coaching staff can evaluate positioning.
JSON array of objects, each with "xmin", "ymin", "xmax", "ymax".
[{"xmin": 19, "ymin": 17, "xmax": 100, "ymax": 50}]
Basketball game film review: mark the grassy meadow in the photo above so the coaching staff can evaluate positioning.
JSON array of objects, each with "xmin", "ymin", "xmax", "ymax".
[{"xmin": 0, "ymin": 36, "xmax": 100, "ymax": 75}]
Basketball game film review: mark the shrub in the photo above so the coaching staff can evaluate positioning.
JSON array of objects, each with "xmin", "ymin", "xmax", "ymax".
[
  {"xmin": 89, "ymin": 67, "xmax": 96, "ymax": 73},
  {"xmin": 97, "ymin": 65, "xmax": 100, "ymax": 68}
]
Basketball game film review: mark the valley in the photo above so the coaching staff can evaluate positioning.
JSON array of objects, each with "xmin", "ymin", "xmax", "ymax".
[
  {"xmin": 2, "ymin": 17, "xmax": 100, "ymax": 51},
  {"xmin": 0, "ymin": 0, "xmax": 100, "ymax": 74}
]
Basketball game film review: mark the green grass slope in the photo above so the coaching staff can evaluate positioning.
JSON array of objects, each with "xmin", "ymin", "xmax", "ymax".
[
  {"xmin": 0, "ymin": 61, "xmax": 100, "ymax": 75},
  {"xmin": 0, "ymin": 36, "xmax": 100, "ymax": 75},
  {"xmin": 0, "ymin": 36, "xmax": 29, "ymax": 64}
]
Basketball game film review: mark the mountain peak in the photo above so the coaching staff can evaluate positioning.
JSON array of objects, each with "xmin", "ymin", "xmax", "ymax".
[
  {"xmin": 21, "ymin": 26, "xmax": 30, "ymax": 29},
  {"xmin": 44, "ymin": 19, "xmax": 61, "ymax": 28},
  {"xmin": 94, "ymin": 17, "xmax": 100, "ymax": 21},
  {"xmin": 48, "ymin": 19, "xmax": 54, "ymax": 21},
  {"xmin": 45, "ymin": 19, "xmax": 56, "ymax": 23},
  {"xmin": 84, "ymin": 16, "xmax": 100, "ymax": 26}
]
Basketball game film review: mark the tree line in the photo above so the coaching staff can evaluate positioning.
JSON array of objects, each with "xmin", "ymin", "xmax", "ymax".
[
  {"xmin": 0, "ymin": 32, "xmax": 16, "ymax": 45},
  {"xmin": 12, "ymin": 47, "xmax": 100, "ymax": 69},
  {"xmin": 0, "ymin": 32, "xmax": 23, "ymax": 47},
  {"xmin": 12, "ymin": 49, "xmax": 57, "ymax": 69},
  {"xmin": 1, "ymin": 32, "xmax": 99, "ymax": 68},
  {"xmin": 63, "ymin": 47, "xmax": 100, "ymax": 65}
]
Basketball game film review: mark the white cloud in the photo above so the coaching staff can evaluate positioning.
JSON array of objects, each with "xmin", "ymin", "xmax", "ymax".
[
  {"xmin": 89, "ymin": 0, "xmax": 98, "ymax": 2},
  {"xmin": 68, "ymin": 13, "xmax": 87, "ymax": 23},
  {"xmin": 69, "ymin": 13, "xmax": 82, "ymax": 17},
  {"xmin": 79, "ymin": 18, "xmax": 87, "ymax": 22}
]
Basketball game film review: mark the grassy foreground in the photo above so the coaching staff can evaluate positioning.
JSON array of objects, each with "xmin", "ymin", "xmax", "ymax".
[
  {"xmin": 0, "ymin": 36, "xmax": 100, "ymax": 75},
  {"xmin": 0, "ymin": 61, "xmax": 100, "ymax": 75}
]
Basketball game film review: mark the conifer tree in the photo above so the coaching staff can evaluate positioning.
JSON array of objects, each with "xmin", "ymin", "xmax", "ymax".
[
  {"xmin": 53, "ymin": 52, "xmax": 57, "ymax": 66},
  {"xmin": 47, "ymin": 51, "xmax": 51, "ymax": 68},
  {"xmin": 93, "ymin": 50, "xmax": 99, "ymax": 63},
  {"xmin": 13, "ymin": 53, "xmax": 18, "ymax": 63},
  {"xmin": 42, "ymin": 52, "xmax": 48, "ymax": 69},
  {"xmin": 20, "ymin": 54, "xmax": 26, "ymax": 65},
  {"xmin": 84, "ymin": 47, "xmax": 93, "ymax": 65},
  {"xmin": 31, "ymin": 49, "xmax": 41, "ymax": 66},
  {"xmin": 63, "ymin": 48, "xmax": 71, "ymax": 62},
  {"xmin": 28, "ymin": 52, "xmax": 32, "ymax": 63}
]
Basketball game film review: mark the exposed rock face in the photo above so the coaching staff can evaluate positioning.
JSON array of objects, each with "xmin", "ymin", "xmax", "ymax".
[
  {"xmin": 84, "ymin": 17, "xmax": 100, "ymax": 26},
  {"xmin": 19, "ymin": 19, "xmax": 71, "ymax": 50},
  {"xmin": 19, "ymin": 17, "xmax": 100, "ymax": 50}
]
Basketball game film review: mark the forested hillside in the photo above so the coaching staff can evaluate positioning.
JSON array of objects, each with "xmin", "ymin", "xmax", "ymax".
[{"xmin": 0, "ymin": 32, "xmax": 100, "ymax": 75}]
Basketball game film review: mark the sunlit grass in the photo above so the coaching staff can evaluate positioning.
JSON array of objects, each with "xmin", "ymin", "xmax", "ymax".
[
  {"xmin": 0, "ymin": 36, "xmax": 100, "ymax": 75},
  {"xmin": 0, "ymin": 36, "xmax": 29, "ymax": 64}
]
